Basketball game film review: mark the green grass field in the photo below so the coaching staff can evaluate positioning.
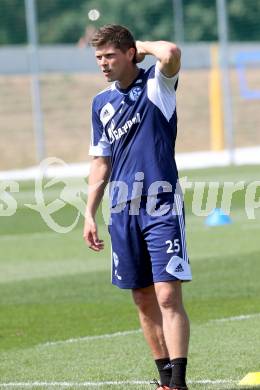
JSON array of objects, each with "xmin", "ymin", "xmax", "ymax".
[{"xmin": 0, "ymin": 165, "xmax": 260, "ymax": 389}]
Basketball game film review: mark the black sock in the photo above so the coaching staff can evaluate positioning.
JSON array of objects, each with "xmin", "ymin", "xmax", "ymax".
[
  {"xmin": 169, "ymin": 358, "xmax": 187, "ymax": 388},
  {"xmin": 155, "ymin": 358, "xmax": 172, "ymax": 386}
]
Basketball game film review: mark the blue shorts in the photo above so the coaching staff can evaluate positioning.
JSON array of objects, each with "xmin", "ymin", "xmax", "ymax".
[{"xmin": 108, "ymin": 193, "xmax": 192, "ymax": 289}]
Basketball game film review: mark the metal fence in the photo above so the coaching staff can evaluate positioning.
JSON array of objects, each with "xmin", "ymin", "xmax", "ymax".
[{"xmin": 0, "ymin": 0, "xmax": 259, "ymax": 170}]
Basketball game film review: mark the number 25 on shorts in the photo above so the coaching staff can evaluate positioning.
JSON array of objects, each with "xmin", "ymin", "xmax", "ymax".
[{"xmin": 165, "ymin": 239, "xmax": 180, "ymax": 254}]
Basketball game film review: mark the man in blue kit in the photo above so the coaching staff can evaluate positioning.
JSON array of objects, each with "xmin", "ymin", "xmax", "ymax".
[{"xmin": 83, "ymin": 24, "xmax": 192, "ymax": 390}]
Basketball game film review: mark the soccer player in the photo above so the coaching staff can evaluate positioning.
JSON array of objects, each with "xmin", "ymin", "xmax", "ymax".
[{"xmin": 83, "ymin": 24, "xmax": 192, "ymax": 390}]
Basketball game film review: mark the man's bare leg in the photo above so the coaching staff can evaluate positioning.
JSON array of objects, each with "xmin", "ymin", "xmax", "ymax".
[
  {"xmin": 132, "ymin": 285, "xmax": 168, "ymax": 359},
  {"xmin": 132, "ymin": 282, "xmax": 189, "ymax": 388},
  {"xmin": 154, "ymin": 280, "xmax": 189, "ymax": 389},
  {"xmin": 154, "ymin": 281, "xmax": 189, "ymax": 359},
  {"xmin": 132, "ymin": 285, "xmax": 175, "ymax": 387}
]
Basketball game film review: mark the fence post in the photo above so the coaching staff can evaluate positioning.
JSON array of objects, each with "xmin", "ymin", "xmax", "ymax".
[
  {"xmin": 216, "ymin": 0, "xmax": 234, "ymax": 164},
  {"xmin": 173, "ymin": 0, "xmax": 184, "ymax": 43},
  {"xmin": 25, "ymin": 0, "xmax": 45, "ymax": 163}
]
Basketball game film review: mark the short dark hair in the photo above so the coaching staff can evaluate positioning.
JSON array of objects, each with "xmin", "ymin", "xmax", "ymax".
[{"xmin": 91, "ymin": 24, "xmax": 137, "ymax": 63}]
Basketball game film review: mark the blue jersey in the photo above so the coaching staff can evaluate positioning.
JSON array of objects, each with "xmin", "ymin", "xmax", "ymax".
[{"xmin": 89, "ymin": 62, "xmax": 179, "ymax": 206}]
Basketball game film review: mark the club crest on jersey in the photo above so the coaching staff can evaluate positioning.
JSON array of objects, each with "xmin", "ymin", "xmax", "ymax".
[
  {"xmin": 100, "ymin": 103, "xmax": 115, "ymax": 126},
  {"xmin": 129, "ymin": 86, "xmax": 142, "ymax": 101}
]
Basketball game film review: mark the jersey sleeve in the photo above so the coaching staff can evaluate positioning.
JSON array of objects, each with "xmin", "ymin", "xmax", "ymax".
[
  {"xmin": 147, "ymin": 62, "xmax": 179, "ymax": 122},
  {"xmin": 89, "ymin": 100, "xmax": 112, "ymax": 157}
]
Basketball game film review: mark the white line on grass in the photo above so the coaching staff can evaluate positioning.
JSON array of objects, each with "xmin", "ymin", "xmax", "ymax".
[
  {"xmin": 0, "ymin": 379, "xmax": 237, "ymax": 387},
  {"xmin": 42, "ymin": 329, "xmax": 142, "ymax": 347},
  {"xmin": 209, "ymin": 313, "xmax": 260, "ymax": 323},
  {"xmin": 0, "ymin": 381, "xmax": 148, "ymax": 388},
  {"xmin": 191, "ymin": 380, "xmax": 236, "ymax": 384},
  {"xmin": 40, "ymin": 312, "xmax": 260, "ymax": 348}
]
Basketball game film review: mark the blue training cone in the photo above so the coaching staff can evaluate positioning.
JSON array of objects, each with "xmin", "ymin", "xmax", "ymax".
[{"xmin": 205, "ymin": 208, "xmax": 232, "ymax": 226}]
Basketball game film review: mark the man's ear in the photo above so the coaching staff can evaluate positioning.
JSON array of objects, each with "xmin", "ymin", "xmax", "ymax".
[{"xmin": 127, "ymin": 47, "xmax": 136, "ymax": 62}]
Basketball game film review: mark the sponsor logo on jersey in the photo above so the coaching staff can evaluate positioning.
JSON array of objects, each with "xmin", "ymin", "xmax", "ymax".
[
  {"xmin": 107, "ymin": 113, "xmax": 141, "ymax": 144},
  {"xmin": 129, "ymin": 86, "xmax": 142, "ymax": 101},
  {"xmin": 100, "ymin": 103, "xmax": 115, "ymax": 126}
]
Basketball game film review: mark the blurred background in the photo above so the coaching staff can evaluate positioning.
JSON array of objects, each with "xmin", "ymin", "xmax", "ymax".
[
  {"xmin": 0, "ymin": 0, "xmax": 259, "ymax": 171},
  {"xmin": 1, "ymin": 2, "xmax": 260, "ymax": 385}
]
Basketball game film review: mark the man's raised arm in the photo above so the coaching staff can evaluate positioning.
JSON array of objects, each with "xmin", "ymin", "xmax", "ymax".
[{"xmin": 135, "ymin": 40, "xmax": 181, "ymax": 78}]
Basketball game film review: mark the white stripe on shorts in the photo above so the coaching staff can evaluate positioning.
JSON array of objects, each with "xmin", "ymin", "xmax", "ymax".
[{"xmin": 175, "ymin": 195, "xmax": 188, "ymax": 263}]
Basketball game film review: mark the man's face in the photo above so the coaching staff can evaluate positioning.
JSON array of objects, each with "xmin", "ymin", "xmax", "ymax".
[{"xmin": 95, "ymin": 43, "xmax": 135, "ymax": 82}]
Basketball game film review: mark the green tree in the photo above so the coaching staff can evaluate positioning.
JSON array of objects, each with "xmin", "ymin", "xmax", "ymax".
[
  {"xmin": 0, "ymin": 0, "xmax": 259, "ymax": 45},
  {"xmin": 183, "ymin": 0, "xmax": 217, "ymax": 41},
  {"xmin": 84, "ymin": 0, "xmax": 174, "ymax": 41},
  {"xmin": 37, "ymin": 0, "xmax": 88, "ymax": 43},
  {"xmin": 37, "ymin": 0, "xmax": 174, "ymax": 44},
  {"xmin": 228, "ymin": 0, "xmax": 260, "ymax": 41},
  {"xmin": 0, "ymin": 0, "xmax": 26, "ymax": 44},
  {"xmin": 183, "ymin": 0, "xmax": 260, "ymax": 42}
]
